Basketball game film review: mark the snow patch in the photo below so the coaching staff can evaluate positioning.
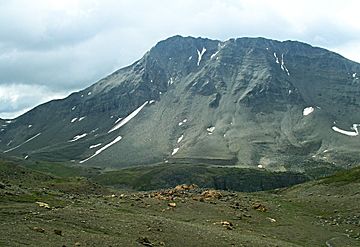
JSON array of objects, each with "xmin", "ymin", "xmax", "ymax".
[
  {"xmin": 71, "ymin": 106, "xmax": 76, "ymax": 111},
  {"xmin": 28, "ymin": 125, "xmax": 32, "ymax": 128},
  {"xmin": 149, "ymin": 100, "xmax": 155, "ymax": 104},
  {"xmin": 273, "ymin": 53, "xmax": 279, "ymax": 64},
  {"xmin": 78, "ymin": 116, "xmax": 86, "ymax": 121},
  {"xmin": 88, "ymin": 92, "xmax": 92, "ymax": 95},
  {"xmin": 5, "ymin": 120, "xmax": 12, "ymax": 124},
  {"xmin": 332, "ymin": 124, "xmax": 359, "ymax": 136},
  {"xmin": 3, "ymin": 133, "xmax": 41, "ymax": 153},
  {"xmin": 210, "ymin": 50, "xmax": 220, "ymax": 60},
  {"xmin": 80, "ymin": 136, "xmax": 122, "ymax": 163},
  {"xmin": 89, "ymin": 143, "xmax": 102, "ymax": 149},
  {"xmin": 168, "ymin": 77, "xmax": 174, "ymax": 85},
  {"xmin": 303, "ymin": 107, "xmax": 314, "ymax": 116},
  {"xmin": 108, "ymin": 101, "xmax": 148, "ymax": 133},
  {"xmin": 197, "ymin": 47, "xmax": 206, "ymax": 66},
  {"xmin": 353, "ymin": 73, "xmax": 357, "ymax": 78},
  {"xmin": 178, "ymin": 119, "xmax": 187, "ymax": 126},
  {"xmin": 171, "ymin": 148, "xmax": 179, "ymax": 155},
  {"xmin": 114, "ymin": 117, "xmax": 123, "ymax": 124},
  {"xmin": 207, "ymin": 126, "xmax": 215, "ymax": 134},
  {"xmin": 71, "ymin": 118, "xmax": 78, "ymax": 123},
  {"xmin": 280, "ymin": 54, "xmax": 290, "ymax": 76},
  {"xmin": 24, "ymin": 155, "xmax": 29, "ymax": 160},
  {"xmin": 68, "ymin": 133, "xmax": 87, "ymax": 142},
  {"xmin": 177, "ymin": 134, "xmax": 184, "ymax": 143},
  {"xmin": 188, "ymin": 56, "xmax": 192, "ymax": 61},
  {"xmin": 257, "ymin": 165, "xmax": 264, "ymax": 169}
]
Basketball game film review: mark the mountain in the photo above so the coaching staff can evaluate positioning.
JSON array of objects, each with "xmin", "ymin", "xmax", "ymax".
[{"xmin": 1, "ymin": 36, "xmax": 360, "ymax": 171}]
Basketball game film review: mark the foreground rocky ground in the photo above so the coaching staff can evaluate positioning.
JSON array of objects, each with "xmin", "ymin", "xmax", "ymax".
[{"xmin": 0, "ymin": 161, "xmax": 359, "ymax": 246}]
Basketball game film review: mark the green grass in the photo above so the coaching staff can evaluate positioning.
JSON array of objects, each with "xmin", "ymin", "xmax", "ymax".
[{"xmin": 320, "ymin": 166, "xmax": 360, "ymax": 185}]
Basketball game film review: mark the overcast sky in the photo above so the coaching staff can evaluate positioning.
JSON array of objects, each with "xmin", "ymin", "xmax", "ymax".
[{"xmin": 1, "ymin": 0, "xmax": 360, "ymax": 118}]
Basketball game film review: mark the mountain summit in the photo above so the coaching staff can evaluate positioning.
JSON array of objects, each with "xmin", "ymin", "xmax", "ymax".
[{"xmin": 1, "ymin": 36, "xmax": 360, "ymax": 171}]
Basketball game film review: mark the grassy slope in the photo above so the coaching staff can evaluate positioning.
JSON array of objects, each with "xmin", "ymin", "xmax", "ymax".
[{"xmin": 0, "ymin": 160, "xmax": 359, "ymax": 246}]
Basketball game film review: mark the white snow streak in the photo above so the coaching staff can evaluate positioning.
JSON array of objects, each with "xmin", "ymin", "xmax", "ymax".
[
  {"xmin": 71, "ymin": 118, "xmax": 78, "ymax": 123},
  {"xmin": 108, "ymin": 101, "xmax": 148, "ymax": 133},
  {"xmin": 210, "ymin": 50, "xmax": 220, "ymax": 60},
  {"xmin": 80, "ymin": 136, "xmax": 122, "ymax": 163},
  {"xmin": 68, "ymin": 133, "xmax": 87, "ymax": 142},
  {"xmin": 171, "ymin": 148, "xmax": 179, "ymax": 155},
  {"xmin": 273, "ymin": 53, "xmax": 279, "ymax": 64},
  {"xmin": 71, "ymin": 106, "xmax": 76, "ymax": 111},
  {"xmin": 353, "ymin": 73, "xmax": 357, "ymax": 78},
  {"xmin": 28, "ymin": 125, "xmax": 32, "ymax": 128},
  {"xmin": 177, "ymin": 134, "xmax": 184, "ymax": 143},
  {"xmin": 280, "ymin": 54, "xmax": 290, "ymax": 76},
  {"xmin": 3, "ymin": 133, "xmax": 41, "ymax": 153},
  {"xmin": 89, "ymin": 143, "xmax": 102, "ymax": 149},
  {"xmin": 149, "ymin": 100, "xmax": 155, "ymax": 104},
  {"xmin": 303, "ymin": 107, "xmax": 314, "ymax": 116},
  {"xmin": 114, "ymin": 117, "xmax": 123, "ymax": 124},
  {"xmin": 168, "ymin": 77, "xmax": 174, "ymax": 85},
  {"xmin": 197, "ymin": 47, "xmax": 206, "ymax": 66},
  {"xmin": 78, "ymin": 116, "xmax": 86, "ymax": 121},
  {"xmin": 332, "ymin": 124, "xmax": 359, "ymax": 136}
]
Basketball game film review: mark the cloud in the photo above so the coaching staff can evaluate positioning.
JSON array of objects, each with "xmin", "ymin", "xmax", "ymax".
[
  {"xmin": 1, "ymin": 0, "xmax": 360, "ymax": 118},
  {"xmin": 0, "ymin": 84, "xmax": 70, "ymax": 119}
]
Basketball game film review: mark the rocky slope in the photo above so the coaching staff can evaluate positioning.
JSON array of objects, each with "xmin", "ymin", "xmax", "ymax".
[{"xmin": 1, "ymin": 36, "xmax": 360, "ymax": 171}]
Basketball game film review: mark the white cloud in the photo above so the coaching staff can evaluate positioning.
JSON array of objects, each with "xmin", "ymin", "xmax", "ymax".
[
  {"xmin": 1, "ymin": 0, "xmax": 360, "ymax": 118},
  {"xmin": 0, "ymin": 84, "xmax": 70, "ymax": 118}
]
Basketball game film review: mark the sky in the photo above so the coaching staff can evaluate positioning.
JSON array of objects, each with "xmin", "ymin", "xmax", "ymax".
[{"xmin": 1, "ymin": 0, "xmax": 360, "ymax": 118}]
